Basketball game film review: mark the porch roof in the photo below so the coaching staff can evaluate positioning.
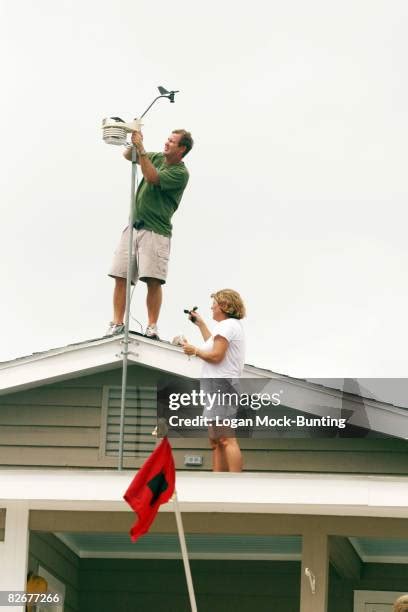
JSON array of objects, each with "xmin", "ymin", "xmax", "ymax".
[{"xmin": 1, "ymin": 469, "xmax": 408, "ymax": 518}]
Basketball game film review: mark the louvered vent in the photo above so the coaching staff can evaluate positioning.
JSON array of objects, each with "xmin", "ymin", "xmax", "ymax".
[{"xmin": 104, "ymin": 386, "xmax": 157, "ymax": 457}]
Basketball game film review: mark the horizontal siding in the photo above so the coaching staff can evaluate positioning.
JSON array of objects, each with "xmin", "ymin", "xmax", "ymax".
[
  {"xmin": 0, "ymin": 446, "xmax": 118, "ymax": 468},
  {"xmin": 0, "ymin": 426, "xmax": 99, "ymax": 447},
  {"xmin": 0, "ymin": 381, "xmax": 103, "ymax": 466},
  {"xmin": 2, "ymin": 387, "xmax": 102, "ymax": 407},
  {"xmin": 0, "ymin": 366, "xmax": 407, "ymax": 473},
  {"xmin": 2, "ymin": 444, "xmax": 408, "ymax": 473},
  {"xmin": 0, "ymin": 405, "xmax": 100, "ymax": 426},
  {"xmin": 61, "ymin": 366, "xmax": 158, "ymax": 387},
  {"xmin": 235, "ymin": 447, "xmax": 408, "ymax": 474},
  {"xmin": 172, "ymin": 437, "xmax": 408, "ymax": 473},
  {"xmin": 172, "ymin": 447, "xmax": 408, "ymax": 474},
  {"xmin": 29, "ymin": 532, "xmax": 80, "ymax": 612},
  {"xmin": 172, "ymin": 437, "xmax": 408, "ymax": 451}
]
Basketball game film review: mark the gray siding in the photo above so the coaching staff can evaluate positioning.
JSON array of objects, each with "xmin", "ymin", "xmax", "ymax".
[
  {"xmin": 0, "ymin": 380, "xmax": 105, "ymax": 468},
  {"xmin": 29, "ymin": 532, "xmax": 80, "ymax": 612},
  {"xmin": 0, "ymin": 367, "xmax": 158, "ymax": 469},
  {"xmin": 0, "ymin": 366, "xmax": 407, "ymax": 473}
]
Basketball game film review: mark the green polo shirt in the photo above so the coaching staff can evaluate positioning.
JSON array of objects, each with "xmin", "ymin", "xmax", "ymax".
[{"xmin": 133, "ymin": 152, "xmax": 189, "ymax": 237}]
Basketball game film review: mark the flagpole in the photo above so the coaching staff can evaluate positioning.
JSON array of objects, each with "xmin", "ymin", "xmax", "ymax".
[
  {"xmin": 172, "ymin": 490, "xmax": 198, "ymax": 612},
  {"xmin": 153, "ymin": 421, "xmax": 198, "ymax": 611}
]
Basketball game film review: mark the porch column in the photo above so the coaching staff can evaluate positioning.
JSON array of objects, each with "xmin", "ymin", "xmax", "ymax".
[
  {"xmin": 0, "ymin": 502, "xmax": 29, "ymax": 612},
  {"xmin": 300, "ymin": 526, "xmax": 329, "ymax": 612}
]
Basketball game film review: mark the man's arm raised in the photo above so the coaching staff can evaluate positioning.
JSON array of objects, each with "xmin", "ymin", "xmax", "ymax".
[{"xmin": 123, "ymin": 131, "xmax": 159, "ymax": 185}]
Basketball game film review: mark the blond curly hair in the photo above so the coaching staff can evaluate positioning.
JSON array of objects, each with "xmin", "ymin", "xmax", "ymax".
[
  {"xmin": 395, "ymin": 595, "xmax": 408, "ymax": 612},
  {"xmin": 211, "ymin": 289, "xmax": 246, "ymax": 319}
]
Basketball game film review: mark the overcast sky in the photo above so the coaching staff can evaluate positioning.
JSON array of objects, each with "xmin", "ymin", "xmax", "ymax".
[{"xmin": 1, "ymin": 0, "xmax": 408, "ymax": 380}]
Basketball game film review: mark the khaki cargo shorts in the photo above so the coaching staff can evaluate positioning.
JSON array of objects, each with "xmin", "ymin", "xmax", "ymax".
[{"xmin": 108, "ymin": 226, "xmax": 170, "ymax": 285}]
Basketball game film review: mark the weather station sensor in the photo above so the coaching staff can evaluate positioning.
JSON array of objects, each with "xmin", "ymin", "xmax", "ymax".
[
  {"xmin": 101, "ymin": 86, "xmax": 179, "ymax": 146},
  {"xmin": 102, "ymin": 117, "xmax": 143, "ymax": 146}
]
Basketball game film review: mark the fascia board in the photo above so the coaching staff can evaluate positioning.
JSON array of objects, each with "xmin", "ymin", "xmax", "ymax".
[
  {"xmin": 0, "ymin": 337, "xmax": 123, "ymax": 395},
  {"xmin": 1, "ymin": 470, "xmax": 408, "ymax": 518},
  {"xmin": 0, "ymin": 335, "xmax": 201, "ymax": 395},
  {"xmin": 0, "ymin": 334, "xmax": 269, "ymax": 395}
]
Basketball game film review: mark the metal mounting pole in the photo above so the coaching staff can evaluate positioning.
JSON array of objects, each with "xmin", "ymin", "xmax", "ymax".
[
  {"xmin": 111, "ymin": 87, "xmax": 179, "ymax": 470},
  {"xmin": 118, "ymin": 146, "xmax": 138, "ymax": 470}
]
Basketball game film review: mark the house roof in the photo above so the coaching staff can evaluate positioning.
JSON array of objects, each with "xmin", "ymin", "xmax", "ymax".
[
  {"xmin": 0, "ymin": 331, "xmax": 284, "ymax": 393},
  {"xmin": 0, "ymin": 332, "xmax": 407, "ymax": 439}
]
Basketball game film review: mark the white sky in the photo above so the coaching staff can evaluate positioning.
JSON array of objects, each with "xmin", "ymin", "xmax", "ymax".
[{"xmin": 1, "ymin": 0, "xmax": 408, "ymax": 378}]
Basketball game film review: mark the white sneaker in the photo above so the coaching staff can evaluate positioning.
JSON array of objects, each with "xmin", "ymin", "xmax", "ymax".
[
  {"xmin": 145, "ymin": 324, "xmax": 160, "ymax": 340},
  {"xmin": 105, "ymin": 322, "xmax": 124, "ymax": 336}
]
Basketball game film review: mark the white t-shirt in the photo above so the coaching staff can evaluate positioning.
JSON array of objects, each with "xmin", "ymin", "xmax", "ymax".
[{"xmin": 200, "ymin": 318, "xmax": 245, "ymax": 378}]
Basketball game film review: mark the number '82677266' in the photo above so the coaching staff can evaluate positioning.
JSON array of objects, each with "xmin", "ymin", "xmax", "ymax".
[{"xmin": 4, "ymin": 591, "xmax": 62, "ymax": 605}]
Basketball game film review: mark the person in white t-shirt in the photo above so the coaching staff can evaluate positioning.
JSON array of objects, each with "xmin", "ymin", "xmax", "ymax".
[{"xmin": 182, "ymin": 289, "xmax": 246, "ymax": 472}]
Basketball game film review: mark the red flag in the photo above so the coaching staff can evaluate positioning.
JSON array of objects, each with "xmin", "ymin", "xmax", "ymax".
[{"xmin": 124, "ymin": 437, "xmax": 175, "ymax": 541}]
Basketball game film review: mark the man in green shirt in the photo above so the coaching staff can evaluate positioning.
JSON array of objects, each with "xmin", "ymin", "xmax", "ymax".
[{"xmin": 107, "ymin": 128, "xmax": 193, "ymax": 339}]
